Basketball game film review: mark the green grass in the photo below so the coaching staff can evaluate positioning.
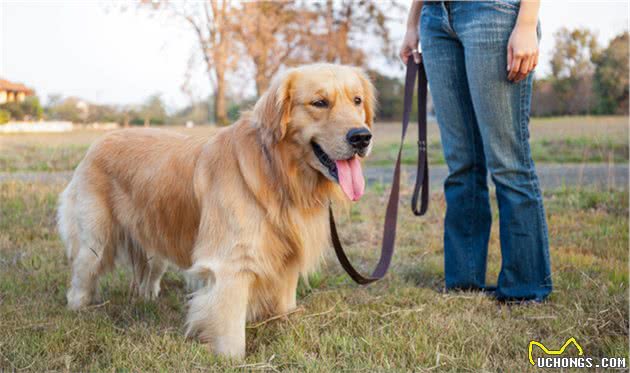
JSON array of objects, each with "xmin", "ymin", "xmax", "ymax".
[{"xmin": 0, "ymin": 180, "xmax": 627, "ymax": 371}]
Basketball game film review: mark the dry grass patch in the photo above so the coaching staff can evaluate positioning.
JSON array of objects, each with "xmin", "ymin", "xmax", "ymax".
[{"xmin": 0, "ymin": 179, "xmax": 627, "ymax": 371}]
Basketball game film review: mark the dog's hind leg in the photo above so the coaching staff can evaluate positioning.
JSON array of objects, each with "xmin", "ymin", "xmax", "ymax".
[
  {"xmin": 66, "ymin": 234, "xmax": 115, "ymax": 310},
  {"xmin": 63, "ymin": 194, "xmax": 116, "ymax": 310},
  {"xmin": 277, "ymin": 263, "xmax": 300, "ymax": 314},
  {"xmin": 138, "ymin": 256, "xmax": 168, "ymax": 300},
  {"xmin": 186, "ymin": 266, "xmax": 252, "ymax": 359}
]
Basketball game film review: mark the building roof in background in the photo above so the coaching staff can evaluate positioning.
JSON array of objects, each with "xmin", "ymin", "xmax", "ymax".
[{"xmin": 0, "ymin": 79, "xmax": 34, "ymax": 94}]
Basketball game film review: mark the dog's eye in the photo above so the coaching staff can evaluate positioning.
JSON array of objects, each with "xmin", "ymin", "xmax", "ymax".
[
  {"xmin": 311, "ymin": 99, "xmax": 329, "ymax": 108},
  {"xmin": 354, "ymin": 97, "xmax": 362, "ymax": 105}
]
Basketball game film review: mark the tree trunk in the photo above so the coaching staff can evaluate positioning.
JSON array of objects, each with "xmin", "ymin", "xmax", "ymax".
[
  {"xmin": 215, "ymin": 67, "xmax": 228, "ymax": 126},
  {"xmin": 254, "ymin": 54, "xmax": 271, "ymax": 96},
  {"xmin": 325, "ymin": 0, "xmax": 336, "ymax": 62}
]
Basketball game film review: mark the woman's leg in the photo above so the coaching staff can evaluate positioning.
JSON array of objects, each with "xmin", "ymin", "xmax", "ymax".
[
  {"xmin": 454, "ymin": 1, "xmax": 552, "ymax": 301},
  {"xmin": 421, "ymin": 3, "xmax": 492, "ymax": 290}
]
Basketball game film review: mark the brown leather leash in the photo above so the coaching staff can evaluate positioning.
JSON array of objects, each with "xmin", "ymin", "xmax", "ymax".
[{"xmin": 329, "ymin": 58, "xmax": 429, "ymax": 285}]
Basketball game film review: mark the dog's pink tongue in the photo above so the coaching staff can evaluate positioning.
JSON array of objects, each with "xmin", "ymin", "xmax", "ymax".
[{"xmin": 335, "ymin": 157, "xmax": 365, "ymax": 202}]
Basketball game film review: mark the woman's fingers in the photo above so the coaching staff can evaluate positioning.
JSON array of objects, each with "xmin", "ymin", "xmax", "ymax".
[
  {"xmin": 510, "ymin": 52, "xmax": 539, "ymax": 82},
  {"xmin": 508, "ymin": 56, "xmax": 522, "ymax": 81},
  {"xmin": 399, "ymin": 47, "xmax": 410, "ymax": 64},
  {"xmin": 516, "ymin": 56, "xmax": 533, "ymax": 82},
  {"xmin": 400, "ymin": 52, "xmax": 408, "ymax": 64},
  {"xmin": 400, "ymin": 29, "xmax": 420, "ymax": 65},
  {"xmin": 517, "ymin": 54, "xmax": 538, "ymax": 82}
]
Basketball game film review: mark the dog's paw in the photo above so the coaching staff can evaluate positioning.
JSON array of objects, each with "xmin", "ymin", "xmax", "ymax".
[
  {"xmin": 66, "ymin": 287, "xmax": 93, "ymax": 310},
  {"xmin": 139, "ymin": 282, "xmax": 161, "ymax": 300}
]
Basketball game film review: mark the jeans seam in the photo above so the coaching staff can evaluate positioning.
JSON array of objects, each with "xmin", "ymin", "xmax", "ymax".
[
  {"xmin": 468, "ymin": 111, "xmax": 478, "ymax": 284},
  {"xmin": 519, "ymin": 77, "xmax": 551, "ymax": 288}
]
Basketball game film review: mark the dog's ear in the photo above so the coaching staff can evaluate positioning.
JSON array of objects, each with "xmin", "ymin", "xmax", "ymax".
[
  {"xmin": 253, "ymin": 69, "xmax": 294, "ymax": 143},
  {"xmin": 354, "ymin": 68, "xmax": 376, "ymax": 128}
]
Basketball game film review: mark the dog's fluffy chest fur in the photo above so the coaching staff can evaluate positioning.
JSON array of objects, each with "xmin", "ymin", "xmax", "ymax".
[{"xmin": 190, "ymin": 124, "xmax": 333, "ymax": 280}]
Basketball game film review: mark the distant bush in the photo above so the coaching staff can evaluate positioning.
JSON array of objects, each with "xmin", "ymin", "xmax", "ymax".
[
  {"xmin": 24, "ymin": 97, "xmax": 43, "ymax": 120},
  {"xmin": 0, "ymin": 102, "xmax": 23, "ymax": 120},
  {"xmin": 0, "ymin": 96, "xmax": 43, "ymax": 121},
  {"xmin": 172, "ymin": 99, "xmax": 213, "ymax": 125},
  {"xmin": 45, "ymin": 96, "xmax": 84, "ymax": 123},
  {"xmin": 0, "ymin": 109, "xmax": 10, "ymax": 124}
]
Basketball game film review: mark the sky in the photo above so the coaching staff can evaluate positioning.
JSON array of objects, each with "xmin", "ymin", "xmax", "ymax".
[{"xmin": 1, "ymin": 1, "xmax": 628, "ymax": 111}]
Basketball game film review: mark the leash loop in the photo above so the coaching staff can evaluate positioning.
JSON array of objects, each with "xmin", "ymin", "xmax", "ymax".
[{"xmin": 330, "ymin": 59, "xmax": 429, "ymax": 284}]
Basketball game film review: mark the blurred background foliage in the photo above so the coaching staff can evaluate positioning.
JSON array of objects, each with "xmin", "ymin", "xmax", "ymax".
[{"xmin": 1, "ymin": 0, "xmax": 627, "ymax": 126}]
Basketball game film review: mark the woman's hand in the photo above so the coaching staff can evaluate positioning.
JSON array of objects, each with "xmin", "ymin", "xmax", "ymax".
[
  {"xmin": 507, "ymin": 24, "xmax": 539, "ymax": 82},
  {"xmin": 400, "ymin": 27, "xmax": 421, "ymax": 64}
]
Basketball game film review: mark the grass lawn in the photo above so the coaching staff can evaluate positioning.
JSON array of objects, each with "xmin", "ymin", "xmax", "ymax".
[
  {"xmin": 367, "ymin": 116, "xmax": 629, "ymax": 167},
  {"xmin": 0, "ymin": 179, "xmax": 627, "ymax": 371},
  {"xmin": 0, "ymin": 116, "xmax": 627, "ymax": 172}
]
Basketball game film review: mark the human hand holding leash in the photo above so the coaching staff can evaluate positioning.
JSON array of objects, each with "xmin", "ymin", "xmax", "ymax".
[
  {"xmin": 399, "ymin": 0, "xmax": 423, "ymax": 64},
  {"xmin": 400, "ymin": 28, "xmax": 421, "ymax": 64}
]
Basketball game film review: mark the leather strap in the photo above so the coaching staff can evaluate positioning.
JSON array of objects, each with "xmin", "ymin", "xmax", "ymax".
[{"xmin": 329, "ymin": 58, "xmax": 429, "ymax": 285}]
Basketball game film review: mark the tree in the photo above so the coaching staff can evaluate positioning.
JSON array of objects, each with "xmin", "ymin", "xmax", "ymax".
[
  {"xmin": 138, "ymin": 94, "xmax": 168, "ymax": 126},
  {"xmin": 138, "ymin": 0, "xmax": 400, "ymax": 123},
  {"xmin": 551, "ymin": 27, "xmax": 599, "ymax": 79},
  {"xmin": 303, "ymin": 0, "xmax": 398, "ymax": 66},
  {"xmin": 140, "ymin": 0, "xmax": 236, "ymax": 126},
  {"xmin": 231, "ymin": 1, "xmax": 305, "ymax": 95},
  {"xmin": 593, "ymin": 32, "xmax": 629, "ymax": 114},
  {"xmin": 549, "ymin": 27, "xmax": 600, "ymax": 115},
  {"xmin": 371, "ymin": 71, "xmax": 403, "ymax": 121},
  {"xmin": 86, "ymin": 104, "xmax": 124, "ymax": 124},
  {"xmin": 172, "ymin": 97, "xmax": 213, "ymax": 125},
  {"xmin": 21, "ymin": 96, "xmax": 43, "ymax": 120}
]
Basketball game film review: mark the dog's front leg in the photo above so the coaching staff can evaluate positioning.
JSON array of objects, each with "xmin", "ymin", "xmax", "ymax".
[
  {"xmin": 186, "ymin": 270, "xmax": 252, "ymax": 359},
  {"xmin": 278, "ymin": 264, "xmax": 299, "ymax": 313}
]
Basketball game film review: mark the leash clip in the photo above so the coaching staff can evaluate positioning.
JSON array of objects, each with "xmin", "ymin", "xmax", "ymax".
[{"xmin": 417, "ymin": 140, "xmax": 427, "ymax": 153}]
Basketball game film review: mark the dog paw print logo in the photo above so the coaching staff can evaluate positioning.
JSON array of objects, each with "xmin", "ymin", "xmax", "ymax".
[{"xmin": 528, "ymin": 337, "xmax": 584, "ymax": 366}]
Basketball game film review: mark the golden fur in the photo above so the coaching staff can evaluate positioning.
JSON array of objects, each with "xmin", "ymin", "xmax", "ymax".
[{"xmin": 58, "ymin": 63, "xmax": 375, "ymax": 358}]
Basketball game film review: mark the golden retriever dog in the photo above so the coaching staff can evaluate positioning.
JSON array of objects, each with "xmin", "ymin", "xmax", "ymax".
[{"xmin": 57, "ymin": 63, "xmax": 375, "ymax": 358}]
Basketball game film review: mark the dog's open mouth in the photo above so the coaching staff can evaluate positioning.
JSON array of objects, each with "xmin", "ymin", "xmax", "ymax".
[{"xmin": 311, "ymin": 142, "xmax": 365, "ymax": 201}]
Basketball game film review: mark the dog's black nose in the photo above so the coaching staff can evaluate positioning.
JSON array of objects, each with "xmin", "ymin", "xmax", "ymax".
[{"xmin": 346, "ymin": 128, "xmax": 372, "ymax": 150}]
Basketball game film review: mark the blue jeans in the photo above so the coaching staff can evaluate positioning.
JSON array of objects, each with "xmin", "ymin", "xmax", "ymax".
[{"xmin": 420, "ymin": 1, "xmax": 552, "ymax": 301}]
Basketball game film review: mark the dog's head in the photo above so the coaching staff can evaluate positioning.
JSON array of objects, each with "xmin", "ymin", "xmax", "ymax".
[{"xmin": 253, "ymin": 64, "xmax": 376, "ymax": 202}]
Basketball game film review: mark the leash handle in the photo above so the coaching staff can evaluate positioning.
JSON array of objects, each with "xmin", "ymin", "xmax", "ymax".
[
  {"xmin": 412, "ymin": 62, "xmax": 429, "ymax": 216},
  {"xmin": 330, "ymin": 59, "xmax": 429, "ymax": 285}
]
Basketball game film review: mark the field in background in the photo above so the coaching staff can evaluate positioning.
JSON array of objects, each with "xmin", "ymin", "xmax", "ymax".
[
  {"xmin": 0, "ymin": 115, "xmax": 628, "ymax": 371},
  {"xmin": 0, "ymin": 116, "xmax": 627, "ymax": 172},
  {"xmin": 370, "ymin": 115, "xmax": 629, "ymax": 166}
]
